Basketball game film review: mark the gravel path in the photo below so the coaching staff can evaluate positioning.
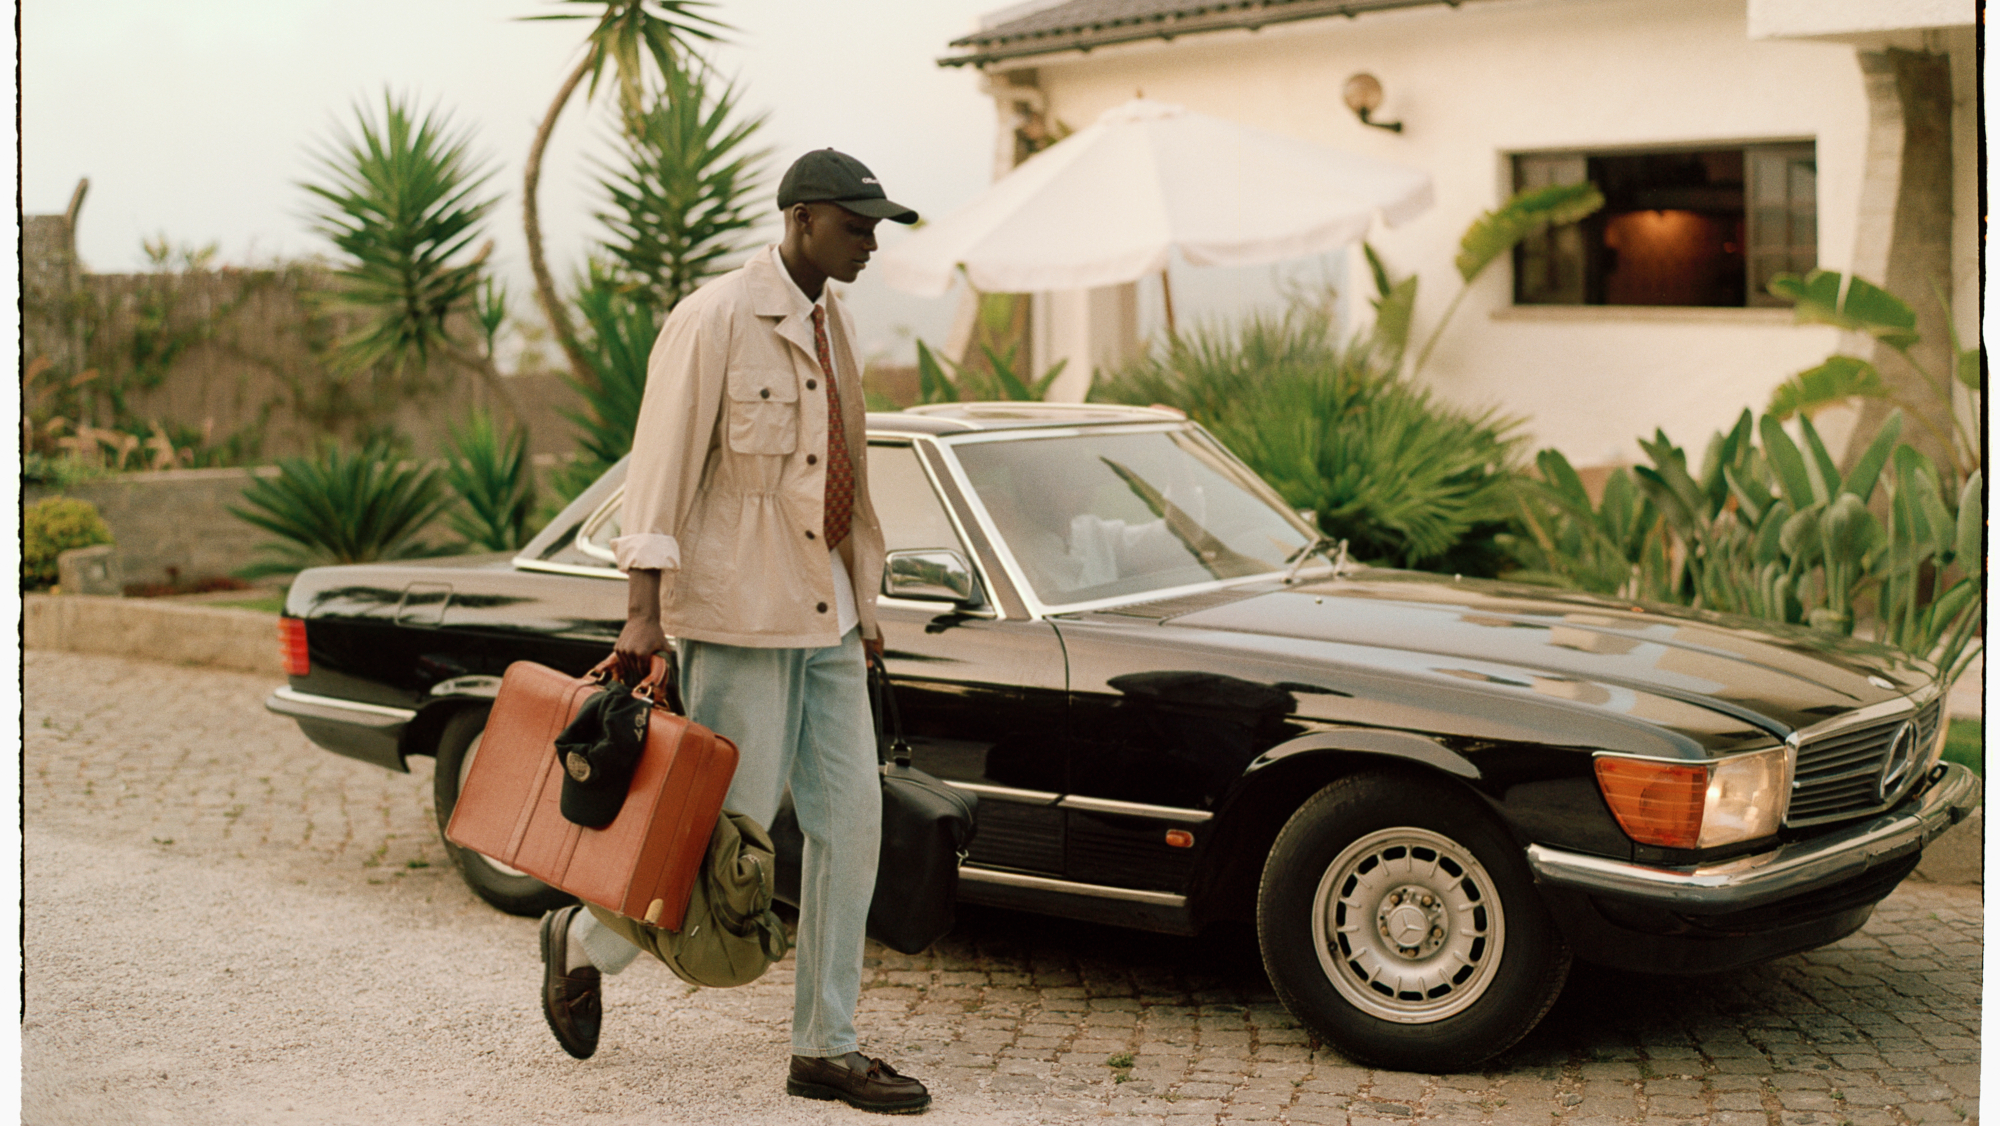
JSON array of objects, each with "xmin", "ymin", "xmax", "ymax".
[{"xmin": 22, "ymin": 651, "xmax": 1984, "ymax": 1125}]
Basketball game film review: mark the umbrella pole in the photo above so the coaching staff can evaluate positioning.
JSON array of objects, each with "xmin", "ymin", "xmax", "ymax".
[{"xmin": 1159, "ymin": 267, "xmax": 1179, "ymax": 342}]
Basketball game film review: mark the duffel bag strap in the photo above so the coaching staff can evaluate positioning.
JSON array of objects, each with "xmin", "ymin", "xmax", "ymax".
[{"xmin": 865, "ymin": 649, "xmax": 913, "ymax": 768}]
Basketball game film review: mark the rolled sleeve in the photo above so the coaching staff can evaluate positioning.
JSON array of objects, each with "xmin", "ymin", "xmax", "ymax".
[{"xmin": 612, "ymin": 532, "xmax": 681, "ymax": 573}]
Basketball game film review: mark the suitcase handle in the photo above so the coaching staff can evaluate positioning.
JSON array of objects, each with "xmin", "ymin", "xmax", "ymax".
[{"xmin": 586, "ymin": 652, "xmax": 681, "ymax": 713}]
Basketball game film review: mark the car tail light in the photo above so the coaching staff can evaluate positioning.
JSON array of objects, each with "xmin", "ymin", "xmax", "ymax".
[
  {"xmin": 1595, "ymin": 758, "xmax": 1706, "ymax": 848},
  {"xmin": 278, "ymin": 617, "xmax": 309, "ymax": 677},
  {"xmin": 1595, "ymin": 746, "xmax": 1792, "ymax": 850}
]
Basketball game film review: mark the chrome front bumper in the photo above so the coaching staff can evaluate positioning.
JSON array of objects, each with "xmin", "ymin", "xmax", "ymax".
[{"xmin": 1527, "ymin": 762, "xmax": 1981, "ymax": 913}]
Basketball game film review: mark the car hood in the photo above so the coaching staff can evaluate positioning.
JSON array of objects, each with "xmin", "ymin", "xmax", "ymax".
[{"xmin": 1156, "ymin": 571, "xmax": 1932, "ymax": 737}]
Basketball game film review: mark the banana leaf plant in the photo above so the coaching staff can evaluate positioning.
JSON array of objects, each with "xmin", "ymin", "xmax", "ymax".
[
  {"xmin": 1517, "ymin": 407, "xmax": 1982, "ymax": 690},
  {"xmin": 1764, "ymin": 270, "xmax": 1980, "ymax": 480}
]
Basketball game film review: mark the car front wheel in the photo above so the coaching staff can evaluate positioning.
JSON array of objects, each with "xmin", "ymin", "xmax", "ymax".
[
  {"xmin": 1256, "ymin": 773, "xmax": 1570, "ymax": 1072},
  {"xmin": 431, "ymin": 705, "xmax": 575, "ymax": 917}
]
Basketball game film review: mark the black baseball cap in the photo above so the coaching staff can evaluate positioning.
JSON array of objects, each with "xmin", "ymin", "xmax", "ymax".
[{"xmin": 777, "ymin": 149, "xmax": 919, "ymax": 224}]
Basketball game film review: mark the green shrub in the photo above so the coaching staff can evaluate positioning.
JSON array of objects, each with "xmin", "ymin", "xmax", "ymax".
[
  {"xmin": 1942, "ymin": 719, "xmax": 1982, "ymax": 776},
  {"xmin": 1509, "ymin": 408, "xmax": 1983, "ymax": 688},
  {"xmin": 23, "ymin": 496, "xmax": 114, "ymax": 590},
  {"xmin": 1094, "ymin": 309, "xmax": 1525, "ymax": 574},
  {"xmin": 229, "ymin": 440, "xmax": 456, "ymax": 578}
]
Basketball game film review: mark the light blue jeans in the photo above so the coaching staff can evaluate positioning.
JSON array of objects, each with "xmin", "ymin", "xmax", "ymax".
[{"xmin": 574, "ymin": 628, "xmax": 881, "ymax": 1058}]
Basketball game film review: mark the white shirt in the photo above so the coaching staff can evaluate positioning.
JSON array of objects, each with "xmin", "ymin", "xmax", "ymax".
[{"xmin": 770, "ymin": 245, "xmax": 860, "ymax": 638}]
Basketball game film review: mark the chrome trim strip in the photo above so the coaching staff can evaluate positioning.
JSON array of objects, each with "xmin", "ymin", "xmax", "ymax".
[
  {"xmin": 267, "ymin": 687, "xmax": 418, "ymax": 724},
  {"xmin": 905, "ymin": 435, "xmax": 1010, "ymax": 619},
  {"xmin": 959, "ymin": 867, "xmax": 1189, "ymax": 907},
  {"xmin": 573, "ymin": 490, "xmax": 624, "ymax": 564},
  {"xmin": 1058, "ymin": 795, "xmax": 1214, "ymax": 823},
  {"xmin": 943, "ymin": 781, "xmax": 1061, "ymax": 804},
  {"xmin": 935, "ymin": 419, "xmax": 1189, "ymax": 444},
  {"xmin": 515, "ymin": 558, "xmax": 625, "ymax": 580},
  {"xmin": 877, "ymin": 595, "xmax": 1001, "ymax": 619},
  {"xmin": 1528, "ymin": 762, "xmax": 1981, "ymax": 912},
  {"xmin": 428, "ymin": 675, "xmax": 504, "ymax": 699},
  {"xmin": 1790, "ymin": 684, "xmax": 1938, "ymax": 741}
]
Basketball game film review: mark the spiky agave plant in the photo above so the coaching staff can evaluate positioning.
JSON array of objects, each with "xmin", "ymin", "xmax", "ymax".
[
  {"xmin": 230, "ymin": 441, "xmax": 456, "ymax": 578},
  {"xmin": 442, "ymin": 410, "xmax": 537, "ymax": 552}
]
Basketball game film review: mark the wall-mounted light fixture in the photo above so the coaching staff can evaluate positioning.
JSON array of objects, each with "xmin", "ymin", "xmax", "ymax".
[{"xmin": 1343, "ymin": 73, "xmax": 1403, "ymax": 132}]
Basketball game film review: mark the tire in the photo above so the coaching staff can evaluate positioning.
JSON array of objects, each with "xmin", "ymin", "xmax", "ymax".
[
  {"xmin": 1256, "ymin": 772, "xmax": 1570, "ymax": 1072},
  {"xmin": 431, "ymin": 705, "xmax": 575, "ymax": 917}
]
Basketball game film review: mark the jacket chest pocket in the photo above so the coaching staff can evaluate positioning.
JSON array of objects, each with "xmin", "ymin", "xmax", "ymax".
[{"xmin": 725, "ymin": 370, "xmax": 799, "ymax": 456}]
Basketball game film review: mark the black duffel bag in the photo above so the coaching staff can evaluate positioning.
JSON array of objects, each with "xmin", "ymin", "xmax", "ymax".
[{"xmin": 770, "ymin": 651, "xmax": 977, "ymax": 954}]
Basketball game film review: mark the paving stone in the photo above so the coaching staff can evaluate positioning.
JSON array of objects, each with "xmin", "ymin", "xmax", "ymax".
[{"xmin": 22, "ymin": 651, "xmax": 1988, "ymax": 1126}]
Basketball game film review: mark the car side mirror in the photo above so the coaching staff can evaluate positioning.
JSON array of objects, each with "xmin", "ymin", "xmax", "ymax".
[{"xmin": 884, "ymin": 549, "xmax": 982, "ymax": 606}]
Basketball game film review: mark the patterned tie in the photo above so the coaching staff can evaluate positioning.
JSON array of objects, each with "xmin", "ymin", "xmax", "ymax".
[{"xmin": 812, "ymin": 305, "xmax": 854, "ymax": 551}]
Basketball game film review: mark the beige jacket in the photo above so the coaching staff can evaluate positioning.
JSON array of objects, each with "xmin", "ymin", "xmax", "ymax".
[{"xmin": 612, "ymin": 247, "xmax": 884, "ymax": 648}]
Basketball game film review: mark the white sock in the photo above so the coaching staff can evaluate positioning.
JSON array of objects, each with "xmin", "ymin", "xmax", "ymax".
[
  {"xmin": 567, "ymin": 907, "xmax": 642, "ymax": 975},
  {"xmin": 564, "ymin": 912, "xmax": 593, "ymax": 972}
]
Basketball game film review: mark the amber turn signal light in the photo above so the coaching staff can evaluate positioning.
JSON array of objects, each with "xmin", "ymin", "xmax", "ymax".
[
  {"xmin": 1594, "ymin": 757, "xmax": 1706, "ymax": 849},
  {"xmin": 278, "ymin": 616, "xmax": 310, "ymax": 677},
  {"xmin": 1164, "ymin": 829, "xmax": 1194, "ymax": 849}
]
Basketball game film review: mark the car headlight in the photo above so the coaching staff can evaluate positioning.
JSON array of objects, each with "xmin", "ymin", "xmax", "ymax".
[{"xmin": 1594, "ymin": 745, "xmax": 1794, "ymax": 850}]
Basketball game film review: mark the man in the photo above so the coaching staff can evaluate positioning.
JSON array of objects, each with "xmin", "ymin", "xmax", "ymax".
[{"xmin": 536, "ymin": 148, "xmax": 929, "ymax": 1116}]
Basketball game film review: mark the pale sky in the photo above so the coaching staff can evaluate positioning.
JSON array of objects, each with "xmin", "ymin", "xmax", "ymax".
[
  {"xmin": 20, "ymin": 0, "xmax": 1013, "ymax": 365},
  {"xmin": 20, "ymin": 0, "xmax": 1339, "ymax": 368}
]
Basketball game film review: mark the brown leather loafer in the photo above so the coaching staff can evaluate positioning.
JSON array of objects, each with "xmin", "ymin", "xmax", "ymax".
[
  {"xmin": 787, "ymin": 1051, "xmax": 930, "ymax": 1114},
  {"xmin": 539, "ymin": 905, "xmax": 601, "ymax": 1059}
]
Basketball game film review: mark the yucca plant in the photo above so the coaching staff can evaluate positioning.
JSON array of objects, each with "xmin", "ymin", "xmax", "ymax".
[
  {"xmin": 442, "ymin": 409, "xmax": 536, "ymax": 552},
  {"xmin": 520, "ymin": 0, "xmax": 726, "ymax": 384},
  {"xmin": 550, "ymin": 263, "xmax": 660, "ymax": 504},
  {"xmin": 230, "ymin": 440, "xmax": 456, "ymax": 578},
  {"xmin": 302, "ymin": 93, "xmax": 498, "ymax": 375},
  {"xmin": 594, "ymin": 57, "xmax": 770, "ymax": 311}
]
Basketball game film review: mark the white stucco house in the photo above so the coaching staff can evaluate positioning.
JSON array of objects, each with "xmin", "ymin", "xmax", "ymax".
[{"xmin": 936, "ymin": 0, "xmax": 1977, "ymax": 472}]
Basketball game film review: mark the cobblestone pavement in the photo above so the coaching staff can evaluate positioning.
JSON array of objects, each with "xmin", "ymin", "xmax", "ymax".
[{"xmin": 22, "ymin": 651, "xmax": 1984, "ymax": 1125}]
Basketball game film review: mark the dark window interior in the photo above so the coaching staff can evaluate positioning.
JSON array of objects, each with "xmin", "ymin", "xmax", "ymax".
[{"xmin": 1514, "ymin": 143, "xmax": 1814, "ymax": 308}]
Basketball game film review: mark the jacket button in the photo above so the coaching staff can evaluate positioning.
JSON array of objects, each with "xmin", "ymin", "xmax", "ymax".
[
  {"xmin": 760, "ymin": 387, "xmax": 771, "ymax": 399},
  {"xmin": 804, "ymin": 529, "xmax": 816, "ymax": 540},
  {"xmin": 817, "ymin": 602, "xmax": 829, "ymax": 613},
  {"xmin": 806, "ymin": 379, "xmax": 818, "ymax": 391},
  {"xmin": 806, "ymin": 454, "xmax": 818, "ymax": 465}
]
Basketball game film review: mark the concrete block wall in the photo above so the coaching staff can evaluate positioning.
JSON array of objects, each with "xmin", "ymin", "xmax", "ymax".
[{"xmin": 26, "ymin": 467, "xmax": 284, "ymax": 590}]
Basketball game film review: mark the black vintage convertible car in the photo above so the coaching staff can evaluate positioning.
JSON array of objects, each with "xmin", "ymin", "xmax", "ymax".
[{"xmin": 268, "ymin": 402, "xmax": 1979, "ymax": 1070}]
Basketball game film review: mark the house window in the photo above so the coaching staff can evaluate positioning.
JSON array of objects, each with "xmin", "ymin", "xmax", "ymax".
[{"xmin": 1513, "ymin": 143, "xmax": 1815, "ymax": 308}]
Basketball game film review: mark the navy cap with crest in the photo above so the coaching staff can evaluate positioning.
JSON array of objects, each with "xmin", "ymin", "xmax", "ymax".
[{"xmin": 777, "ymin": 148, "xmax": 919, "ymax": 225}]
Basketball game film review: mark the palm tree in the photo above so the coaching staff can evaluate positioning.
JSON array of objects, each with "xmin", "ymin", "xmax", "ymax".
[{"xmin": 520, "ymin": 0, "xmax": 725, "ymax": 386}]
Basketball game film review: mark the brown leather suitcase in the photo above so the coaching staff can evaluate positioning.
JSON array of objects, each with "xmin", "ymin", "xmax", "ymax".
[{"xmin": 445, "ymin": 658, "xmax": 737, "ymax": 930}]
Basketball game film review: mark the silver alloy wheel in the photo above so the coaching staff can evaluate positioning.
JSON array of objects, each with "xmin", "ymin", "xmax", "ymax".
[
  {"xmin": 455, "ymin": 730, "xmax": 533, "ymax": 879},
  {"xmin": 1310, "ymin": 826, "xmax": 1506, "ymax": 1024}
]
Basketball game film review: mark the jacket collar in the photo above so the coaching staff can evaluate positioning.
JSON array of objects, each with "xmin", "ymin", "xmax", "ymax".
[{"xmin": 746, "ymin": 245, "xmax": 825, "ymax": 362}]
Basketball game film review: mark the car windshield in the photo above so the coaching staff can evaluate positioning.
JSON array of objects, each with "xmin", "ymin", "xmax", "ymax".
[{"xmin": 953, "ymin": 427, "xmax": 1316, "ymax": 607}]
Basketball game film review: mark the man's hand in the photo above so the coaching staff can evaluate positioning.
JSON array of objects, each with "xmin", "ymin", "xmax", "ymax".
[{"xmin": 614, "ymin": 569, "xmax": 668, "ymax": 685}]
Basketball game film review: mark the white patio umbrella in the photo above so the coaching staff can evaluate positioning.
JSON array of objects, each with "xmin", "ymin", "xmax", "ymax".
[{"xmin": 877, "ymin": 97, "xmax": 1434, "ymax": 302}]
